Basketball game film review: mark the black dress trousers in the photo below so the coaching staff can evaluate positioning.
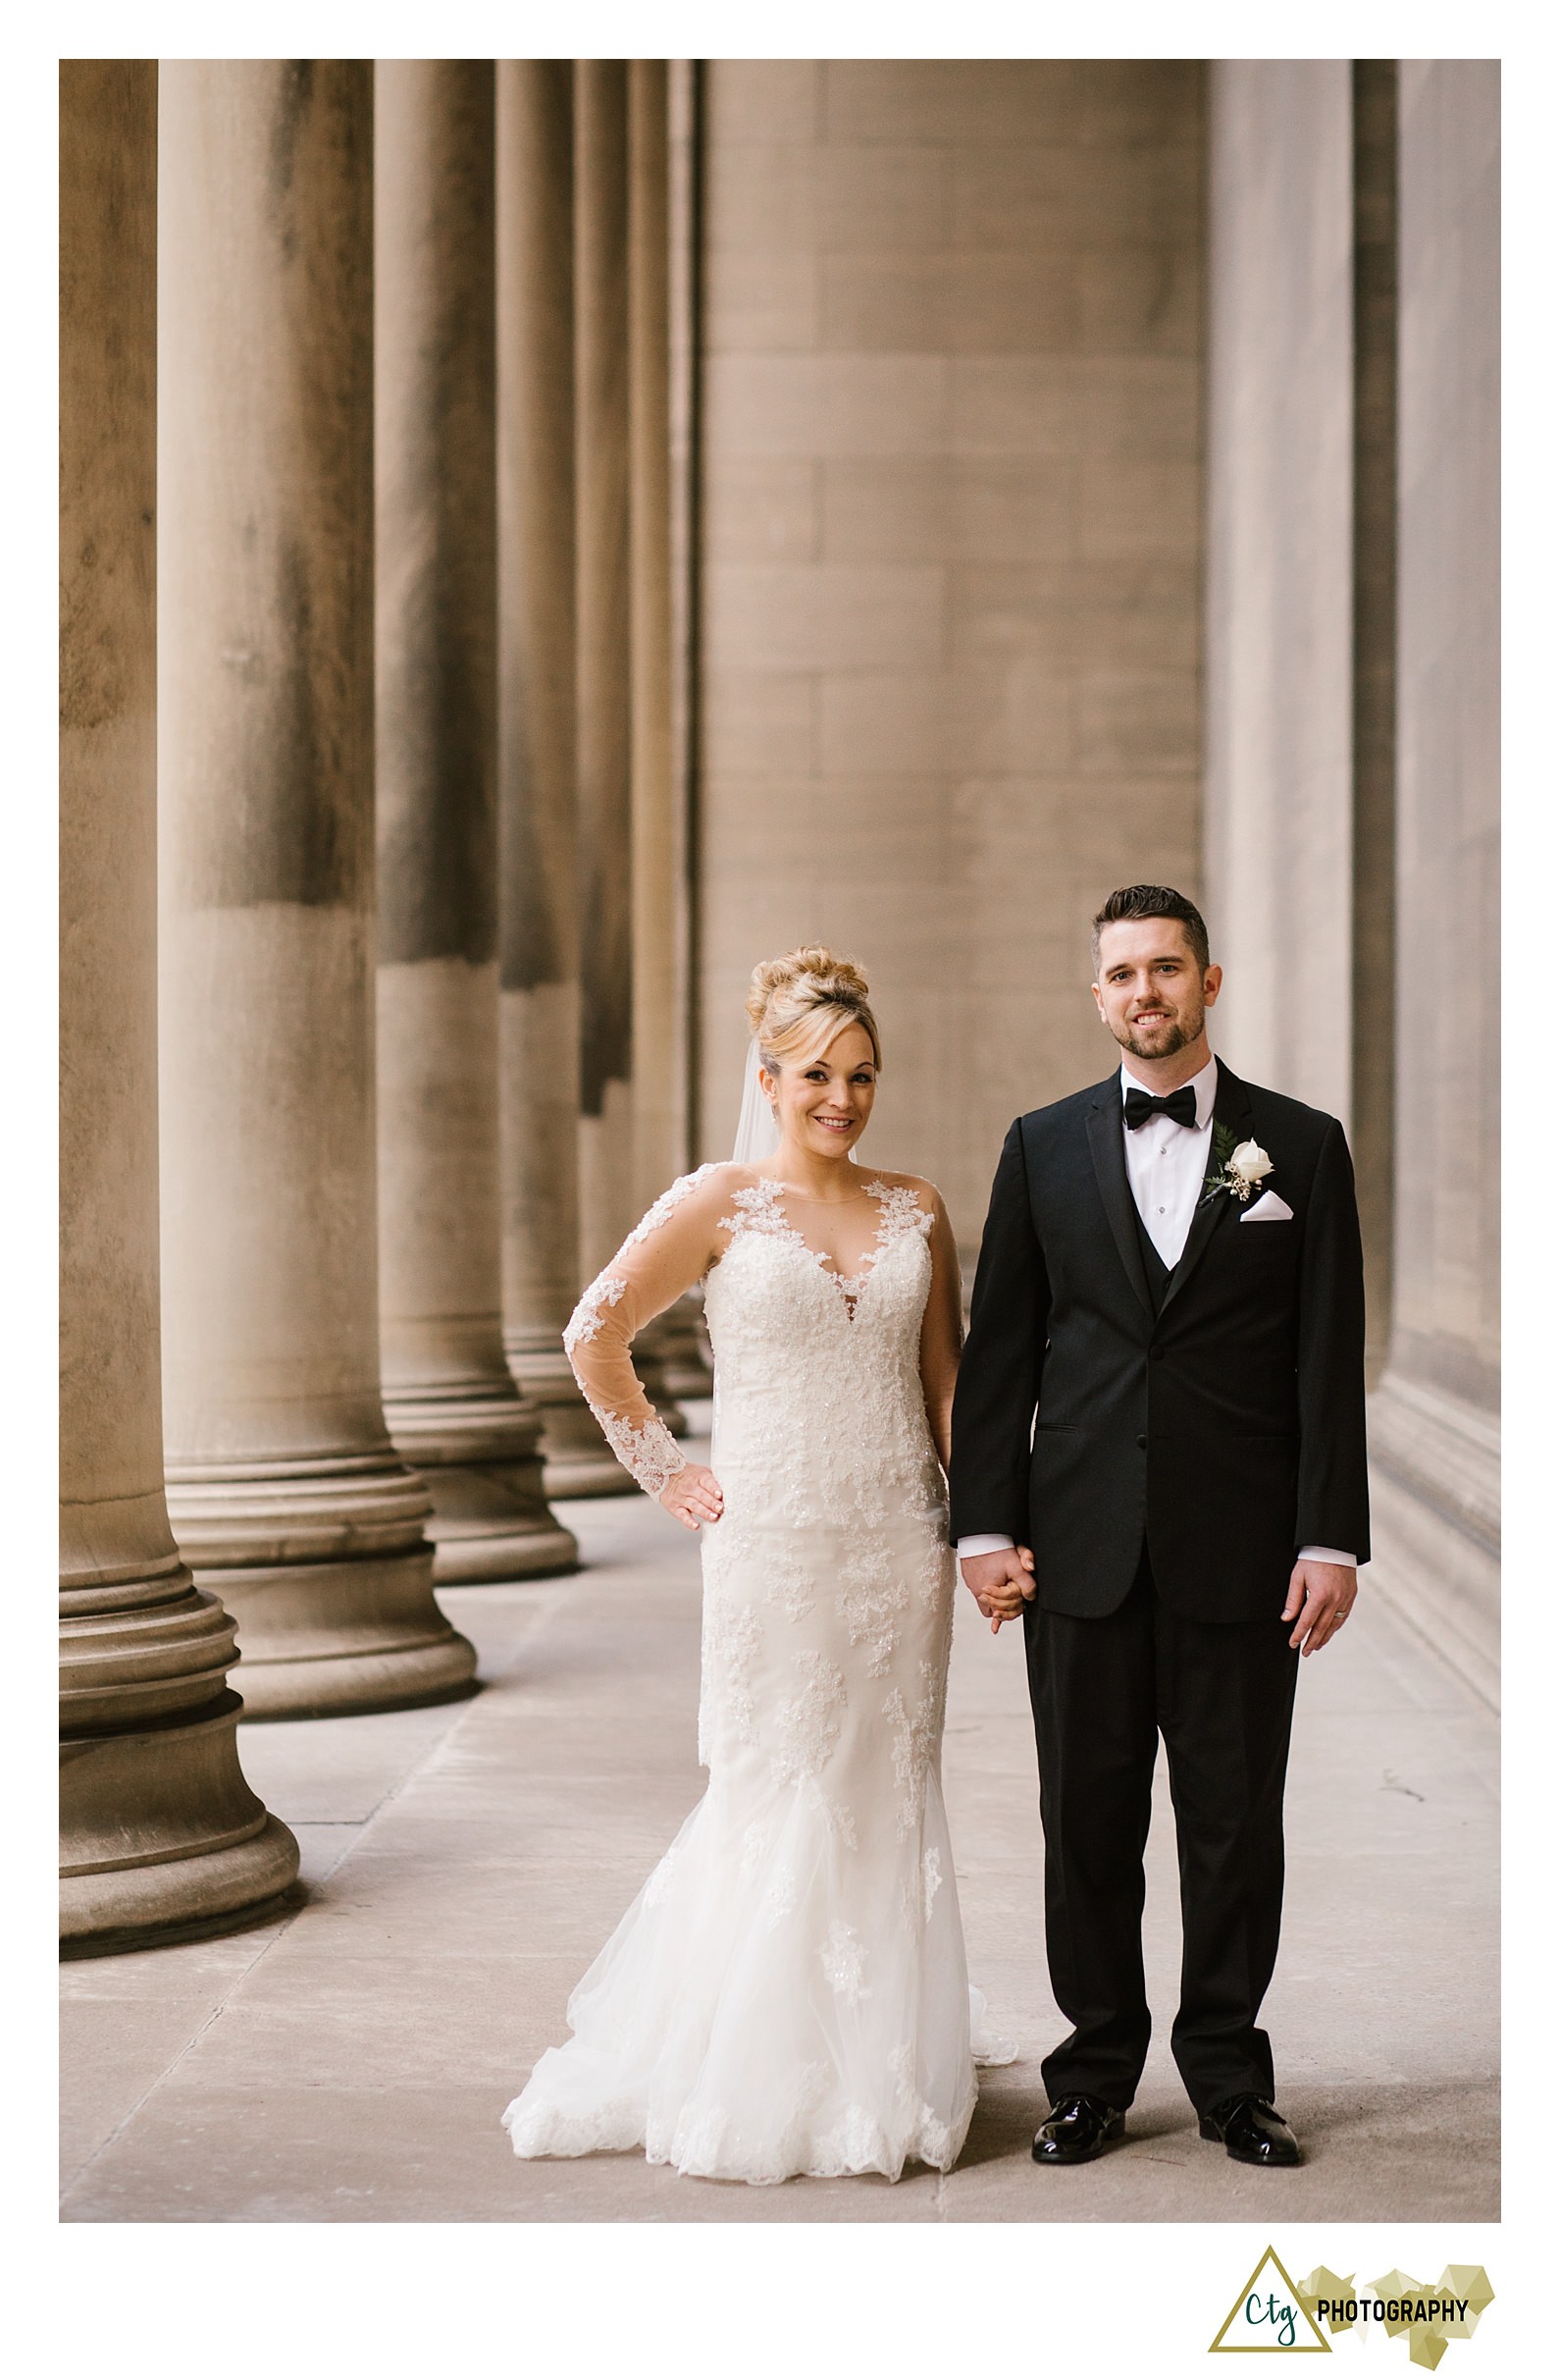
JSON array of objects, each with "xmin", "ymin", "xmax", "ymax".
[{"xmin": 1024, "ymin": 1541, "xmax": 1300, "ymax": 2115}]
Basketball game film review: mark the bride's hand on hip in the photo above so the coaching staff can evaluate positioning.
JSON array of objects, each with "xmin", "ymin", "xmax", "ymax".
[{"xmin": 659, "ymin": 1462, "xmax": 724, "ymax": 1532}]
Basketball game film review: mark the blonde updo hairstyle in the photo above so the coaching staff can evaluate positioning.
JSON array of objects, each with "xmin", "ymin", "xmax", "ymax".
[{"xmin": 746, "ymin": 945, "xmax": 882, "ymax": 1078}]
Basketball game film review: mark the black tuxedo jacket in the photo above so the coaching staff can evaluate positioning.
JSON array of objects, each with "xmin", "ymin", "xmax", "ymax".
[{"xmin": 949, "ymin": 1059, "xmax": 1370, "ymax": 1622}]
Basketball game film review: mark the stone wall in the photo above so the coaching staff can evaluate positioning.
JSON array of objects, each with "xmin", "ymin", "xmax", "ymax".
[
  {"xmin": 1369, "ymin": 62, "xmax": 1499, "ymax": 1701},
  {"xmin": 695, "ymin": 61, "xmax": 1205, "ymax": 1245},
  {"xmin": 1202, "ymin": 61, "xmax": 1499, "ymax": 1702}
]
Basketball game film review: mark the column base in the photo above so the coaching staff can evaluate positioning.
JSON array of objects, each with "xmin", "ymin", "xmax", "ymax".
[
  {"xmin": 384, "ymin": 1382, "xmax": 580, "ymax": 1579},
  {"xmin": 63, "ymin": 1824, "xmax": 303, "ymax": 1958},
  {"xmin": 205, "ymin": 1546, "xmax": 479, "ymax": 1719},
  {"xmin": 61, "ymin": 1688, "xmax": 302, "ymax": 1956},
  {"xmin": 543, "ymin": 1422, "xmax": 641, "ymax": 1499},
  {"xmin": 1366, "ymin": 1370, "xmax": 1499, "ymax": 1710},
  {"xmin": 421, "ymin": 1460, "xmax": 579, "ymax": 1582}
]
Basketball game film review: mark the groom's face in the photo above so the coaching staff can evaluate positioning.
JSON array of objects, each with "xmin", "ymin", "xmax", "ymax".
[{"xmin": 1092, "ymin": 919, "xmax": 1221, "ymax": 1063}]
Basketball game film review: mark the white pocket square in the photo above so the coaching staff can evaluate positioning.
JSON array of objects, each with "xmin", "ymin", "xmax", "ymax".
[{"xmin": 1240, "ymin": 1190, "xmax": 1293, "ymax": 1222}]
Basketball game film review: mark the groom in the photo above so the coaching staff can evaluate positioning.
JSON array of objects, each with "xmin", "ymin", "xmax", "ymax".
[{"xmin": 950, "ymin": 884, "xmax": 1369, "ymax": 2170}]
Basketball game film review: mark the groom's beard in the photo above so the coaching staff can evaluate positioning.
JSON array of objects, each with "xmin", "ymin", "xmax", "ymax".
[{"xmin": 1114, "ymin": 999, "xmax": 1205, "ymax": 1063}]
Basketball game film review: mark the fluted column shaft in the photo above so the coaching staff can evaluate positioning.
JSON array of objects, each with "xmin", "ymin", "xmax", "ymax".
[
  {"xmin": 629, "ymin": 59, "xmax": 709, "ymax": 1402},
  {"xmin": 495, "ymin": 63, "xmax": 628, "ymax": 1497},
  {"xmin": 60, "ymin": 59, "xmax": 298, "ymax": 1947},
  {"xmin": 574, "ymin": 62, "xmax": 638, "ymax": 1282},
  {"xmin": 629, "ymin": 59, "xmax": 680, "ymax": 1215},
  {"xmin": 574, "ymin": 60, "xmax": 684, "ymax": 1432},
  {"xmin": 374, "ymin": 60, "xmax": 575, "ymax": 1578},
  {"xmin": 156, "ymin": 61, "xmax": 475, "ymax": 1716},
  {"xmin": 1350, "ymin": 62, "xmax": 1399, "ymax": 1382}
]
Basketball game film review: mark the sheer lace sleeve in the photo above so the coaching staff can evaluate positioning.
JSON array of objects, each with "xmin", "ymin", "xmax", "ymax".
[{"xmin": 564, "ymin": 1164, "xmax": 732, "ymax": 1496}]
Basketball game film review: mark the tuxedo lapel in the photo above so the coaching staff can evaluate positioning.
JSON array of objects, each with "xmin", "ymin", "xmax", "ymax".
[
  {"xmin": 1085, "ymin": 1081, "xmax": 1155, "ymax": 1324},
  {"xmin": 1159, "ymin": 1058, "xmax": 1254, "ymax": 1316}
]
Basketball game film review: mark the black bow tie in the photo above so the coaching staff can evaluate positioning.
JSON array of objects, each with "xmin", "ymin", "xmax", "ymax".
[{"xmin": 1123, "ymin": 1084, "xmax": 1198, "ymax": 1132}]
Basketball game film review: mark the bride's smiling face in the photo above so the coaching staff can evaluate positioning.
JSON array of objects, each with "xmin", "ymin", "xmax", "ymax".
[{"xmin": 761, "ymin": 1022, "xmax": 877, "ymax": 1160}]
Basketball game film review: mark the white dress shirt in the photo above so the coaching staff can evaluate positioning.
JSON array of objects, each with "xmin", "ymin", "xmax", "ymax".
[
  {"xmin": 1121, "ymin": 1050, "xmax": 1218, "ymax": 1266},
  {"xmin": 958, "ymin": 1052, "xmax": 1357, "ymax": 1569}
]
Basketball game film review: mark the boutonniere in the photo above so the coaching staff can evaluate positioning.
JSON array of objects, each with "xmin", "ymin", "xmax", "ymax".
[{"xmin": 1200, "ymin": 1123, "xmax": 1275, "ymax": 1207}]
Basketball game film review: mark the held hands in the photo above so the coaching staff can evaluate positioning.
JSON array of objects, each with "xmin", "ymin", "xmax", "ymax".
[
  {"xmin": 659, "ymin": 1462, "xmax": 724, "ymax": 1533},
  {"xmin": 1282, "ymin": 1558, "xmax": 1356, "ymax": 1655},
  {"xmin": 960, "ymin": 1546, "xmax": 1035, "ymax": 1635}
]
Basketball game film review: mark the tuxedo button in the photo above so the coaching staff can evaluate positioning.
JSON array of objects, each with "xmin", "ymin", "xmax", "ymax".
[{"xmin": 1135, "ymin": 1434, "xmax": 1147, "ymax": 1449}]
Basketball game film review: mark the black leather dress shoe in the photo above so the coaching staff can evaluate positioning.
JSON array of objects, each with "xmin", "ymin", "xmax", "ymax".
[
  {"xmin": 1199, "ymin": 2094, "xmax": 1301, "ymax": 2167},
  {"xmin": 1031, "ymin": 2093, "xmax": 1126, "ymax": 2164}
]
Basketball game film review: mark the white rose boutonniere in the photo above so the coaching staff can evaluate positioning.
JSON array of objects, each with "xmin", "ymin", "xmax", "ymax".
[
  {"xmin": 1228, "ymin": 1139, "xmax": 1274, "ymax": 1190},
  {"xmin": 1201, "ymin": 1125, "xmax": 1275, "ymax": 1207}
]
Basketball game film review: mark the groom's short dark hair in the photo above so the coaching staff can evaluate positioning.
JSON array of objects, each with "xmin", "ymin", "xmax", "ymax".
[{"xmin": 1091, "ymin": 885, "xmax": 1210, "ymax": 974}]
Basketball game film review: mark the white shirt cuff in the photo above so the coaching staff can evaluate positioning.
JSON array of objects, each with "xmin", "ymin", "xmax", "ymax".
[{"xmin": 1298, "ymin": 1545, "xmax": 1358, "ymax": 1567}]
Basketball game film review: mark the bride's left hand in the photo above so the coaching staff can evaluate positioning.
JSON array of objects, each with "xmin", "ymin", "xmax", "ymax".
[{"xmin": 659, "ymin": 1462, "xmax": 725, "ymax": 1532}]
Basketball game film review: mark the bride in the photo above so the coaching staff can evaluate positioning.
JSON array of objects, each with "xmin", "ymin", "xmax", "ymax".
[{"xmin": 501, "ymin": 947, "xmax": 1019, "ymax": 2185}]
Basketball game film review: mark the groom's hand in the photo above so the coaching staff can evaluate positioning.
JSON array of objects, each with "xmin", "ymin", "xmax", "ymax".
[
  {"xmin": 1282, "ymin": 1558, "xmax": 1356, "ymax": 1655},
  {"xmin": 961, "ymin": 1546, "xmax": 1035, "ymax": 1634}
]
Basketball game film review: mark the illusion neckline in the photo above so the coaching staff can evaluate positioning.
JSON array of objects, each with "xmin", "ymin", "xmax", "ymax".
[
  {"xmin": 735, "ymin": 1175, "xmax": 911, "ymax": 1321},
  {"xmin": 762, "ymin": 1180, "xmax": 873, "ymax": 1207}
]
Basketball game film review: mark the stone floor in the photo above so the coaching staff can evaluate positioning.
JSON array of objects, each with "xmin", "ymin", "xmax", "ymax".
[{"xmin": 61, "ymin": 1413, "xmax": 1498, "ymax": 2223}]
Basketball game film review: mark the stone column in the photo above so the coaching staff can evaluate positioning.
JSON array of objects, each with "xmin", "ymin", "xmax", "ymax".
[
  {"xmin": 375, "ymin": 61, "xmax": 576, "ymax": 1579},
  {"xmin": 629, "ymin": 61, "xmax": 710, "ymax": 1402},
  {"xmin": 576, "ymin": 60, "xmax": 685, "ymax": 1427},
  {"xmin": 629, "ymin": 59, "xmax": 681, "ymax": 1219},
  {"xmin": 1350, "ymin": 62, "xmax": 1400, "ymax": 1381},
  {"xmin": 156, "ymin": 61, "xmax": 476, "ymax": 1716},
  {"xmin": 1367, "ymin": 62, "xmax": 1500, "ymax": 1704},
  {"xmin": 576, "ymin": 60, "xmax": 684, "ymax": 1430},
  {"xmin": 1204, "ymin": 62, "xmax": 1355, "ymax": 1119},
  {"xmin": 60, "ymin": 60, "xmax": 299, "ymax": 1949},
  {"xmin": 495, "ymin": 62, "xmax": 629, "ymax": 1498},
  {"xmin": 667, "ymin": 59, "xmax": 704, "ymax": 1163},
  {"xmin": 574, "ymin": 59, "xmax": 637, "ymax": 1286}
]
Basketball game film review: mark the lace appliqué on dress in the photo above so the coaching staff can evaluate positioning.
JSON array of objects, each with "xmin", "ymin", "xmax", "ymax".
[
  {"xmin": 699, "ymin": 1594, "xmax": 760, "ymax": 1760},
  {"xmin": 883, "ymin": 1657, "xmax": 948, "ymax": 1840},
  {"xmin": 590, "ymin": 1404, "xmax": 687, "ymax": 1497},
  {"xmin": 623, "ymin": 1162, "xmax": 723, "ymax": 1249},
  {"xmin": 820, "ymin": 1919, "xmax": 871, "ymax": 2004},
  {"xmin": 839, "ymin": 1543, "xmax": 912, "ymax": 1678},
  {"xmin": 772, "ymin": 1650, "xmax": 847, "ymax": 1788},
  {"xmin": 721, "ymin": 1174, "xmax": 794, "ymax": 1242},
  {"xmin": 563, "ymin": 1271, "xmax": 629, "ymax": 1356},
  {"xmin": 922, "ymin": 1846, "xmax": 943, "ymax": 1920},
  {"xmin": 863, "ymin": 1179, "xmax": 931, "ymax": 1244}
]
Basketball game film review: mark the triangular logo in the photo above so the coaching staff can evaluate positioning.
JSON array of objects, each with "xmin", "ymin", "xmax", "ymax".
[{"xmin": 1211, "ymin": 2247, "xmax": 1332, "ymax": 2352}]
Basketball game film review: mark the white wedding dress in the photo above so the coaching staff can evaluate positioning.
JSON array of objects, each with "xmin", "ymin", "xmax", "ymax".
[{"xmin": 500, "ymin": 1163, "xmax": 1013, "ymax": 2186}]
